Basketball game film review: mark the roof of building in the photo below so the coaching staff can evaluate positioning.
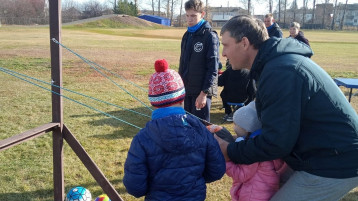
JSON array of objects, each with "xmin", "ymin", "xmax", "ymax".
[{"xmin": 212, "ymin": 14, "xmax": 233, "ymax": 21}]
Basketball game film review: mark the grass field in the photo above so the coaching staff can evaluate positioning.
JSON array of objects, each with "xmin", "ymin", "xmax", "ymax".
[{"xmin": 1, "ymin": 24, "xmax": 358, "ymax": 201}]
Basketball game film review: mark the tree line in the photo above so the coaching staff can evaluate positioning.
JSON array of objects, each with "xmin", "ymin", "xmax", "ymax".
[{"xmin": 0, "ymin": 0, "xmax": 354, "ymax": 30}]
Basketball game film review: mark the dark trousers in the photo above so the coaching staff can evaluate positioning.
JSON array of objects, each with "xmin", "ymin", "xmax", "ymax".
[
  {"xmin": 222, "ymin": 101, "xmax": 233, "ymax": 115},
  {"xmin": 184, "ymin": 95, "xmax": 212, "ymax": 123}
]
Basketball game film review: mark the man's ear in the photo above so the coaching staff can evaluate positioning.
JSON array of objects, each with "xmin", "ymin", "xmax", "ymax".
[
  {"xmin": 201, "ymin": 11, "xmax": 206, "ymax": 18},
  {"xmin": 241, "ymin": 37, "xmax": 251, "ymax": 49}
]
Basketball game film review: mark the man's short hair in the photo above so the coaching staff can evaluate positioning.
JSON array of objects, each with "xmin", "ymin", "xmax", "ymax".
[
  {"xmin": 184, "ymin": 0, "xmax": 204, "ymax": 12},
  {"xmin": 221, "ymin": 15, "xmax": 269, "ymax": 49},
  {"xmin": 265, "ymin": 13, "xmax": 273, "ymax": 19}
]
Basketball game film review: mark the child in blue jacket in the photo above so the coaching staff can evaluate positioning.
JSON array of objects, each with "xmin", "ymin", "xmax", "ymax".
[{"xmin": 123, "ymin": 59, "xmax": 226, "ymax": 201}]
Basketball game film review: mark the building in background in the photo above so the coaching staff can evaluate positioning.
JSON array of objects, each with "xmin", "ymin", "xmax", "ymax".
[
  {"xmin": 208, "ymin": 7, "xmax": 247, "ymax": 27},
  {"xmin": 273, "ymin": 3, "xmax": 358, "ymax": 30}
]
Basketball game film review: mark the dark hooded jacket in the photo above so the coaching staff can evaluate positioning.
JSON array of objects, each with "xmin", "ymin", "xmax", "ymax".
[
  {"xmin": 227, "ymin": 37, "xmax": 358, "ymax": 179},
  {"xmin": 123, "ymin": 108, "xmax": 226, "ymax": 200},
  {"xmin": 292, "ymin": 30, "xmax": 310, "ymax": 46},
  {"xmin": 267, "ymin": 22, "xmax": 283, "ymax": 38},
  {"xmin": 218, "ymin": 67, "xmax": 255, "ymax": 104},
  {"xmin": 179, "ymin": 21, "xmax": 219, "ymax": 96}
]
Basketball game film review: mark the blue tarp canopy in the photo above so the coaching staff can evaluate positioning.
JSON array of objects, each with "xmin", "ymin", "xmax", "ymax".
[{"xmin": 138, "ymin": 15, "xmax": 171, "ymax": 26}]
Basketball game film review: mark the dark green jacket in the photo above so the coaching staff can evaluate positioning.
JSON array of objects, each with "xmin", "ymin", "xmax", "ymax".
[{"xmin": 228, "ymin": 37, "xmax": 358, "ymax": 178}]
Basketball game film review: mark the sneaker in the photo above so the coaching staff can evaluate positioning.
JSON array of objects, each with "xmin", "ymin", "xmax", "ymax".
[
  {"xmin": 222, "ymin": 114, "xmax": 233, "ymax": 122},
  {"xmin": 226, "ymin": 116, "xmax": 233, "ymax": 122},
  {"xmin": 222, "ymin": 114, "xmax": 230, "ymax": 120}
]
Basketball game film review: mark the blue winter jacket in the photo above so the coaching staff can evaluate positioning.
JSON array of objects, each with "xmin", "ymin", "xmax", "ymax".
[{"xmin": 123, "ymin": 107, "xmax": 226, "ymax": 200}]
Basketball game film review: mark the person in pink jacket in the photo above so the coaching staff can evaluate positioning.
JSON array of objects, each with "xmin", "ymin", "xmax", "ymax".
[{"xmin": 226, "ymin": 101, "xmax": 287, "ymax": 201}]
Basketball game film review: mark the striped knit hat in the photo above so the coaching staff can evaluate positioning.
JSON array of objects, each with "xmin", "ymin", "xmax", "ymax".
[{"xmin": 148, "ymin": 59, "xmax": 185, "ymax": 108}]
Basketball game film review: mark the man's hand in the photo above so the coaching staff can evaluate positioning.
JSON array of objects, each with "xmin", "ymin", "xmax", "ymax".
[
  {"xmin": 214, "ymin": 134, "xmax": 230, "ymax": 161},
  {"xmin": 195, "ymin": 91, "xmax": 207, "ymax": 109}
]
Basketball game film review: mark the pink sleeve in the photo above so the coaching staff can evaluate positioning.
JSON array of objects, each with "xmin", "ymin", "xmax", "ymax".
[{"xmin": 226, "ymin": 161, "xmax": 259, "ymax": 183}]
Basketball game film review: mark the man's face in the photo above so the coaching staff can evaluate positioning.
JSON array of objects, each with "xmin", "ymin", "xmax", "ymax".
[
  {"xmin": 185, "ymin": 9, "xmax": 204, "ymax": 27},
  {"xmin": 264, "ymin": 17, "xmax": 273, "ymax": 27},
  {"xmin": 221, "ymin": 31, "xmax": 248, "ymax": 70}
]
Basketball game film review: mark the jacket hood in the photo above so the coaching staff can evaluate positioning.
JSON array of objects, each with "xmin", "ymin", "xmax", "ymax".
[
  {"xmin": 145, "ymin": 114, "xmax": 206, "ymax": 154},
  {"xmin": 250, "ymin": 37, "xmax": 313, "ymax": 81}
]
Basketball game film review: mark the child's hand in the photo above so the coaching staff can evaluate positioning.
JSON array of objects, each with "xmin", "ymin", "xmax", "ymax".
[
  {"xmin": 214, "ymin": 134, "xmax": 230, "ymax": 162},
  {"xmin": 207, "ymin": 125, "xmax": 235, "ymax": 143},
  {"xmin": 206, "ymin": 124, "xmax": 223, "ymax": 133}
]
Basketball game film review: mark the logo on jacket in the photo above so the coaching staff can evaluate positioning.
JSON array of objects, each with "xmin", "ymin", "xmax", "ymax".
[{"xmin": 194, "ymin": 42, "xmax": 203, "ymax": 52}]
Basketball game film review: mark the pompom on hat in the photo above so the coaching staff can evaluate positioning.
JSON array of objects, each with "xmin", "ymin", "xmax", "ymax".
[
  {"xmin": 148, "ymin": 59, "xmax": 185, "ymax": 108},
  {"xmin": 233, "ymin": 101, "xmax": 262, "ymax": 133}
]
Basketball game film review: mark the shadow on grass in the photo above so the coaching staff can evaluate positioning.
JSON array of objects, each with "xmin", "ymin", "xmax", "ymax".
[
  {"xmin": 69, "ymin": 102, "xmax": 236, "ymax": 139},
  {"xmin": 70, "ymin": 106, "xmax": 152, "ymax": 139},
  {"xmin": 0, "ymin": 179, "xmax": 126, "ymax": 201}
]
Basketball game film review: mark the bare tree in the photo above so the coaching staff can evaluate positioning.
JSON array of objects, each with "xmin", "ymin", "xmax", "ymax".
[
  {"xmin": 284, "ymin": 0, "xmax": 287, "ymax": 25},
  {"xmin": 179, "ymin": 0, "xmax": 183, "ymax": 26},
  {"xmin": 248, "ymin": 0, "xmax": 252, "ymax": 14},
  {"xmin": 62, "ymin": 0, "xmax": 81, "ymax": 22},
  {"xmin": 158, "ymin": 0, "xmax": 161, "ymax": 16},
  {"xmin": 151, "ymin": 0, "xmax": 155, "ymax": 15},
  {"xmin": 330, "ymin": 0, "xmax": 338, "ymax": 30},
  {"xmin": 278, "ymin": 0, "xmax": 281, "ymax": 23},
  {"xmin": 321, "ymin": 0, "xmax": 329, "ymax": 28},
  {"xmin": 291, "ymin": 0, "xmax": 298, "ymax": 21},
  {"xmin": 166, "ymin": 0, "xmax": 170, "ymax": 17},
  {"xmin": 170, "ymin": 0, "xmax": 174, "ymax": 25},
  {"xmin": 205, "ymin": 0, "xmax": 208, "ymax": 20},
  {"xmin": 269, "ymin": 0, "xmax": 273, "ymax": 13},
  {"xmin": 339, "ymin": 0, "xmax": 348, "ymax": 30},
  {"xmin": 302, "ymin": 0, "xmax": 308, "ymax": 26},
  {"xmin": 81, "ymin": 0, "xmax": 104, "ymax": 18},
  {"xmin": 311, "ymin": 0, "xmax": 316, "ymax": 24},
  {"xmin": 134, "ymin": 0, "xmax": 138, "ymax": 14},
  {"xmin": 0, "ymin": 0, "xmax": 46, "ymax": 24}
]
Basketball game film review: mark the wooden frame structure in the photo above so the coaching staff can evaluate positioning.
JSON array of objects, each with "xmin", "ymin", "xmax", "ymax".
[{"xmin": 0, "ymin": 0, "xmax": 123, "ymax": 200}]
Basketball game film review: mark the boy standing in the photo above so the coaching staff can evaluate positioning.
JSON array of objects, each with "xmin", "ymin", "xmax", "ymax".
[
  {"xmin": 179, "ymin": 0, "xmax": 220, "ymax": 122},
  {"xmin": 123, "ymin": 59, "xmax": 225, "ymax": 200},
  {"xmin": 289, "ymin": 22, "xmax": 310, "ymax": 47},
  {"xmin": 264, "ymin": 13, "xmax": 283, "ymax": 38}
]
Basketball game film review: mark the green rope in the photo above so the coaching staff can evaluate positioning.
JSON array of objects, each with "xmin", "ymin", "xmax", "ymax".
[
  {"xmin": 0, "ymin": 67, "xmax": 143, "ymax": 130},
  {"xmin": 49, "ymin": 39, "xmax": 212, "ymax": 125},
  {"xmin": 51, "ymin": 38, "xmax": 153, "ymax": 112},
  {"xmin": 0, "ymin": 67, "xmax": 150, "ymax": 118}
]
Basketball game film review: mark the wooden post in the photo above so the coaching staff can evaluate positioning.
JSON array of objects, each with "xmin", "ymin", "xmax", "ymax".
[{"xmin": 49, "ymin": 0, "xmax": 64, "ymax": 200}]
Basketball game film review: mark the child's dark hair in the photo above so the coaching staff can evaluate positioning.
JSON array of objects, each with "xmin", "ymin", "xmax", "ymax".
[{"xmin": 184, "ymin": 0, "xmax": 204, "ymax": 12}]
